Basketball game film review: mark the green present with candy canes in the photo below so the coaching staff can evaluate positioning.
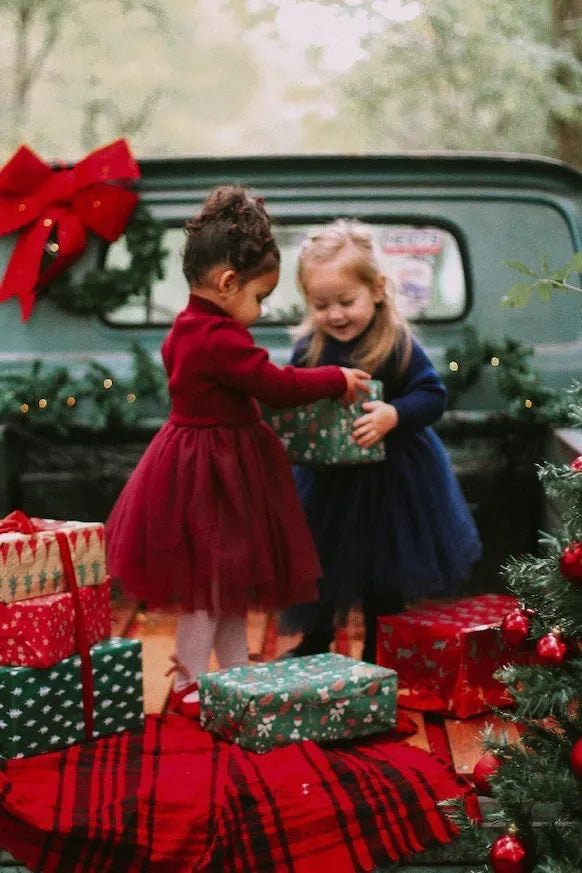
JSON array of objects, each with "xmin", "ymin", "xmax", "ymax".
[
  {"xmin": 262, "ymin": 380, "xmax": 386, "ymax": 465},
  {"xmin": 199, "ymin": 652, "xmax": 397, "ymax": 753}
]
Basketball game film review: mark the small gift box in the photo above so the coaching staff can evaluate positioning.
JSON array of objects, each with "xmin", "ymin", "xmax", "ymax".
[
  {"xmin": 0, "ymin": 578, "xmax": 112, "ymax": 668},
  {"xmin": 0, "ymin": 512, "xmax": 106, "ymax": 604},
  {"xmin": 376, "ymin": 594, "xmax": 525, "ymax": 719},
  {"xmin": 0, "ymin": 637, "xmax": 144, "ymax": 758},
  {"xmin": 262, "ymin": 381, "xmax": 386, "ymax": 465},
  {"xmin": 199, "ymin": 652, "xmax": 397, "ymax": 753}
]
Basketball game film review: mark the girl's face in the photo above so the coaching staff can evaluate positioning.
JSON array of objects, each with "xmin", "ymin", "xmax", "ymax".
[
  {"xmin": 222, "ymin": 267, "xmax": 280, "ymax": 326},
  {"xmin": 303, "ymin": 252, "xmax": 385, "ymax": 343}
]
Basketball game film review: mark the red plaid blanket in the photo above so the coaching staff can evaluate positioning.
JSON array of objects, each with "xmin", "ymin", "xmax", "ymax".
[{"xmin": 0, "ymin": 714, "xmax": 464, "ymax": 873}]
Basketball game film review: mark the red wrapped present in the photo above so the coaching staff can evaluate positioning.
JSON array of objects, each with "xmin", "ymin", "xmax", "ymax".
[
  {"xmin": 377, "ymin": 594, "xmax": 524, "ymax": 718},
  {"xmin": 0, "ymin": 577, "xmax": 111, "ymax": 668}
]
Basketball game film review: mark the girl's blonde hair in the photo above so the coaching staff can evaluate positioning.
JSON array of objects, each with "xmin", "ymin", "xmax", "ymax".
[{"xmin": 295, "ymin": 219, "xmax": 412, "ymax": 375}]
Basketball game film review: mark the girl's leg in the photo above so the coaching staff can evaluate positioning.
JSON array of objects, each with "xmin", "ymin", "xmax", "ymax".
[
  {"xmin": 213, "ymin": 616, "xmax": 249, "ymax": 668},
  {"xmin": 283, "ymin": 601, "xmax": 336, "ymax": 657},
  {"xmin": 361, "ymin": 587, "xmax": 404, "ymax": 664},
  {"xmin": 174, "ymin": 610, "xmax": 217, "ymax": 691}
]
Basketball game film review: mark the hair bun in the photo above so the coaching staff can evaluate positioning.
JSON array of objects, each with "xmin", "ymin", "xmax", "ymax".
[{"xmin": 182, "ymin": 184, "xmax": 279, "ymax": 285}]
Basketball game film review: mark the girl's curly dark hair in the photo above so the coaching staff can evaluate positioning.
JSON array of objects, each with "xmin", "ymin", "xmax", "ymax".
[{"xmin": 182, "ymin": 185, "xmax": 280, "ymax": 285}]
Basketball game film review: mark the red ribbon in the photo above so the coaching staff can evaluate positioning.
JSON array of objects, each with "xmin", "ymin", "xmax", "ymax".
[
  {"xmin": 0, "ymin": 511, "xmax": 95, "ymax": 740},
  {"xmin": 0, "ymin": 510, "xmax": 60, "ymax": 535},
  {"xmin": 55, "ymin": 530, "xmax": 95, "ymax": 740},
  {"xmin": 0, "ymin": 138, "xmax": 140, "ymax": 321}
]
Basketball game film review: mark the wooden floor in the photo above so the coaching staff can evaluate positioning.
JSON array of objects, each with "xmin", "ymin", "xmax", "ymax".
[{"xmin": 112, "ymin": 597, "xmax": 521, "ymax": 779}]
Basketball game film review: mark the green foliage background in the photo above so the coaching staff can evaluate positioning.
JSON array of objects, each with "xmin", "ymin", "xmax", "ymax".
[{"xmin": 0, "ymin": 0, "xmax": 579, "ymax": 164}]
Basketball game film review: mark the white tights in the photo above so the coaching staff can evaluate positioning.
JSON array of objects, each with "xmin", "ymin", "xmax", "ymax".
[{"xmin": 173, "ymin": 610, "xmax": 248, "ymax": 691}]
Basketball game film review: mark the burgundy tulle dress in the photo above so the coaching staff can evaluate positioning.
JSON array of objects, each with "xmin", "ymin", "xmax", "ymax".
[{"xmin": 105, "ymin": 296, "xmax": 346, "ymax": 617}]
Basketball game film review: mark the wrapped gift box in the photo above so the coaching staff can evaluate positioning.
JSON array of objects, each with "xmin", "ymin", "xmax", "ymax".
[
  {"xmin": 0, "ymin": 577, "xmax": 112, "ymax": 668},
  {"xmin": 0, "ymin": 519, "xmax": 106, "ymax": 604},
  {"xmin": 377, "ymin": 594, "xmax": 524, "ymax": 719},
  {"xmin": 262, "ymin": 380, "xmax": 386, "ymax": 465},
  {"xmin": 199, "ymin": 652, "xmax": 397, "ymax": 753},
  {"xmin": 0, "ymin": 637, "xmax": 144, "ymax": 758}
]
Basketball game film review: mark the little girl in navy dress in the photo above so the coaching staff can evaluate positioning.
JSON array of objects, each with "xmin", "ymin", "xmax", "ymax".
[
  {"xmin": 281, "ymin": 219, "xmax": 482, "ymax": 663},
  {"xmin": 105, "ymin": 188, "xmax": 369, "ymax": 715}
]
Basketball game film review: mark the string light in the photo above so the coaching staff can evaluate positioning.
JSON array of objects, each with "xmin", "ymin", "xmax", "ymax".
[
  {"xmin": 490, "ymin": 356, "xmax": 500, "ymax": 367},
  {"xmin": 38, "ymin": 398, "xmax": 47, "ymax": 409},
  {"xmin": 449, "ymin": 361, "xmax": 459, "ymax": 372},
  {"xmin": 525, "ymin": 398, "xmax": 533, "ymax": 408},
  {"xmin": 20, "ymin": 403, "xmax": 29, "ymax": 414},
  {"xmin": 48, "ymin": 242, "xmax": 59, "ymax": 254},
  {"xmin": 66, "ymin": 397, "xmax": 76, "ymax": 407},
  {"xmin": 103, "ymin": 378, "xmax": 113, "ymax": 389},
  {"xmin": 127, "ymin": 393, "xmax": 136, "ymax": 403}
]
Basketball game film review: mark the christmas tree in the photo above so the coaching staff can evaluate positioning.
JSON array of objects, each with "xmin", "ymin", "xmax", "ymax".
[{"xmin": 452, "ymin": 380, "xmax": 582, "ymax": 872}]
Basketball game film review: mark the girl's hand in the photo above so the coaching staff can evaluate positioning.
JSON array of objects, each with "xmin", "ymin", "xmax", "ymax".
[
  {"xmin": 340, "ymin": 368, "xmax": 371, "ymax": 404},
  {"xmin": 352, "ymin": 401, "xmax": 398, "ymax": 447}
]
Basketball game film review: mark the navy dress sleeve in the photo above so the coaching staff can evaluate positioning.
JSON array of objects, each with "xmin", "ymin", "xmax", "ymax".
[{"xmin": 389, "ymin": 339, "xmax": 447, "ymax": 432}]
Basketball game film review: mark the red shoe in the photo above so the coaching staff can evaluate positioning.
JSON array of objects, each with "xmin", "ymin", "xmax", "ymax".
[{"xmin": 167, "ymin": 682, "xmax": 200, "ymax": 718}]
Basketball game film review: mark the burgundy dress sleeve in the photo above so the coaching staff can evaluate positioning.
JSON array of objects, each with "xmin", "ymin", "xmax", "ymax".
[{"xmin": 207, "ymin": 318, "xmax": 347, "ymax": 408}]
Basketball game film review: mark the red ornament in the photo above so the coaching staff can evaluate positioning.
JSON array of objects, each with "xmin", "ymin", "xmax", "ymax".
[
  {"xmin": 560, "ymin": 541, "xmax": 582, "ymax": 585},
  {"xmin": 501, "ymin": 608, "xmax": 530, "ymax": 647},
  {"xmin": 570, "ymin": 738, "xmax": 582, "ymax": 780},
  {"xmin": 571, "ymin": 455, "xmax": 582, "ymax": 472},
  {"xmin": 490, "ymin": 831, "xmax": 529, "ymax": 873},
  {"xmin": 0, "ymin": 140, "xmax": 140, "ymax": 321},
  {"xmin": 472, "ymin": 750, "xmax": 500, "ymax": 795},
  {"xmin": 536, "ymin": 631, "xmax": 567, "ymax": 665}
]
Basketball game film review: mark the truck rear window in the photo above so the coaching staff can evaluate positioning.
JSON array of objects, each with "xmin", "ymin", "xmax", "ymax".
[{"xmin": 104, "ymin": 222, "xmax": 467, "ymax": 326}]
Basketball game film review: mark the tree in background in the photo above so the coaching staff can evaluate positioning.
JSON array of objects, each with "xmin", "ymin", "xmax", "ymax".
[
  {"xmin": 0, "ymin": 0, "xmax": 166, "ymax": 151},
  {"xmin": 0, "ymin": 0, "xmax": 273, "ymax": 159},
  {"xmin": 294, "ymin": 0, "xmax": 582, "ymax": 166},
  {"xmin": 0, "ymin": 0, "xmax": 579, "ymax": 163},
  {"xmin": 552, "ymin": 0, "xmax": 582, "ymax": 168}
]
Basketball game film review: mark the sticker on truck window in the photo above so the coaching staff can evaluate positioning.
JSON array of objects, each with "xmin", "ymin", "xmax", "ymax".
[{"xmin": 379, "ymin": 227, "xmax": 466, "ymax": 321}]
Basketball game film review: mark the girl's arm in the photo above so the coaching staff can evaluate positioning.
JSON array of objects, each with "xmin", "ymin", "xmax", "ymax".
[
  {"xmin": 389, "ymin": 339, "xmax": 447, "ymax": 430},
  {"xmin": 207, "ymin": 319, "xmax": 348, "ymax": 407}
]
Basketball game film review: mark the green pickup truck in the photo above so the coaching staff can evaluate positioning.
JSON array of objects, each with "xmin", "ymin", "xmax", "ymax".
[{"xmin": 0, "ymin": 152, "xmax": 581, "ymax": 591}]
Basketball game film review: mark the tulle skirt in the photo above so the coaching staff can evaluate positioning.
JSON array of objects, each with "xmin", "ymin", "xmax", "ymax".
[
  {"xmin": 281, "ymin": 427, "xmax": 482, "ymax": 633},
  {"xmin": 105, "ymin": 420, "xmax": 321, "ymax": 616}
]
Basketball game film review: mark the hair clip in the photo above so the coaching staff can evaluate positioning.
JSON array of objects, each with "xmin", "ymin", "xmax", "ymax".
[{"xmin": 256, "ymin": 196, "xmax": 265, "ymax": 205}]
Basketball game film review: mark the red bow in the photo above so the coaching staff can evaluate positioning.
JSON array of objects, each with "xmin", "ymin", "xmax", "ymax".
[
  {"xmin": 0, "ymin": 510, "xmax": 57, "ymax": 534},
  {"xmin": 0, "ymin": 138, "xmax": 140, "ymax": 321}
]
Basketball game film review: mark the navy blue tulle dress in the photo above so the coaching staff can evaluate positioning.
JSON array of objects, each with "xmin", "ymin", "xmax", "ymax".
[{"xmin": 280, "ymin": 329, "xmax": 482, "ymax": 643}]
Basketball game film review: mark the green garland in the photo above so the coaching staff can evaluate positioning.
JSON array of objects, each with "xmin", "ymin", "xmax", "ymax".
[
  {"xmin": 47, "ymin": 204, "xmax": 168, "ymax": 317},
  {"xmin": 0, "ymin": 328, "xmax": 573, "ymax": 437},
  {"xmin": 0, "ymin": 345, "xmax": 169, "ymax": 434},
  {"xmin": 442, "ymin": 326, "xmax": 572, "ymax": 424}
]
